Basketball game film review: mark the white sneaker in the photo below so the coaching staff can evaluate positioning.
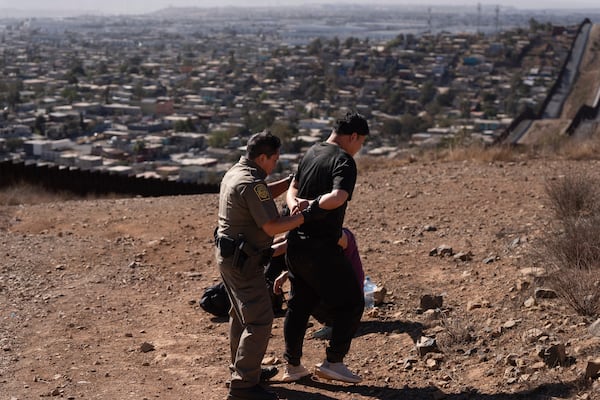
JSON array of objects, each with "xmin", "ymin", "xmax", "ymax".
[
  {"xmin": 315, "ymin": 360, "xmax": 362, "ymax": 383},
  {"xmin": 281, "ymin": 363, "xmax": 311, "ymax": 382}
]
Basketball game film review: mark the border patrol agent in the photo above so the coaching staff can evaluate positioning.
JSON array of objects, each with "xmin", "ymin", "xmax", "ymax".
[{"xmin": 215, "ymin": 131, "xmax": 323, "ymax": 400}]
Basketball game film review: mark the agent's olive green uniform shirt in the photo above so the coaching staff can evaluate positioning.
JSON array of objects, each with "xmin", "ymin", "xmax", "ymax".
[
  {"xmin": 216, "ymin": 155, "xmax": 280, "ymax": 390},
  {"xmin": 217, "ymin": 156, "xmax": 279, "ymax": 251}
]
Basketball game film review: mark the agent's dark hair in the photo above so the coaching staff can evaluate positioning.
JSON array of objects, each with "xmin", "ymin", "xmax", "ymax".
[
  {"xmin": 246, "ymin": 130, "xmax": 281, "ymax": 160},
  {"xmin": 334, "ymin": 111, "xmax": 369, "ymax": 136}
]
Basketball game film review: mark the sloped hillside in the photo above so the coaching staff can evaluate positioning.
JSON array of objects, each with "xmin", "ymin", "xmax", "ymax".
[{"xmin": 1, "ymin": 156, "xmax": 599, "ymax": 399}]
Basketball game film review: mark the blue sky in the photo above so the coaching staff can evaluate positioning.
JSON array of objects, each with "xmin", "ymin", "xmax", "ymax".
[{"xmin": 1, "ymin": 0, "xmax": 599, "ymax": 15}]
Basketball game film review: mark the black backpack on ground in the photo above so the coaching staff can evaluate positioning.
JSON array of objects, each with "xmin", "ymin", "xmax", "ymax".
[
  {"xmin": 199, "ymin": 279, "xmax": 285, "ymax": 318},
  {"xmin": 199, "ymin": 282, "xmax": 231, "ymax": 317}
]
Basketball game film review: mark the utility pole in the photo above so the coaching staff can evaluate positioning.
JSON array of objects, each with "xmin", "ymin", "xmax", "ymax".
[
  {"xmin": 428, "ymin": 7, "xmax": 432, "ymax": 34},
  {"xmin": 477, "ymin": 2, "xmax": 481, "ymax": 35},
  {"xmin": 495, "ymin": 5, "xmax": 500, "ymax": 34}
]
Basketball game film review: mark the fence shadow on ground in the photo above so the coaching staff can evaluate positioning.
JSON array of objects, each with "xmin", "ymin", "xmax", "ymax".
[
  {"xmin": 272, "ymin": 378, "xmax": 576, "ymax": 400},
  {"xmin": 271, "ymin": 319, "xmax": 579, "ymax": 399}
]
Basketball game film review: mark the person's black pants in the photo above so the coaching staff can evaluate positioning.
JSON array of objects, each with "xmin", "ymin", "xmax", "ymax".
[{"xmin": 283, "ymin": 232, "xmax": 364, "ymax": 365}]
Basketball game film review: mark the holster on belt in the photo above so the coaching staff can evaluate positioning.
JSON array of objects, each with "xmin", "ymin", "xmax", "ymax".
[
  {"xmin": 214, "ymin": 228, "xmax": 236, "ymax": 258},
  {"xmin": 215, "ymin": 228, "xmax": 273, "ymax": 269},
  {"xmin": 231, "ymin": 238, "xmax": 248, "ymax": 269}
]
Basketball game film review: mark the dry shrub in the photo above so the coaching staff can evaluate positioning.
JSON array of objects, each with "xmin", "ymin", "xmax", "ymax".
[
  {"xmin": 545, "ymin": 172, "xmax": 600, "ymax": 221},
  {"xmin": 546, "ymin": 267, "xmax": 600, "ymax": 317},
  {"xmin": 545, "ymin": 215, "xmax": 600, "ymax": 270},
  {"xmin": 436, "ymin": 312, "xmax": 475, "ymax": 352},
  {"xmin": 539, "ymin": 173, "xmax": 600, "ymax": 317}
]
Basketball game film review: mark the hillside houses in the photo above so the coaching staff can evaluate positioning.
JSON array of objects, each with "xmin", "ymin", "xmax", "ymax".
[{"xmin": 0, "ymin": 11, "xmax": 581, "ymax": 184}]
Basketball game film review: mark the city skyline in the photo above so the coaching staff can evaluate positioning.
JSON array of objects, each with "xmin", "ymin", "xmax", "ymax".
[{"xmin": 1, "ymin": 0, "xmax": 600, "ymax": 17}]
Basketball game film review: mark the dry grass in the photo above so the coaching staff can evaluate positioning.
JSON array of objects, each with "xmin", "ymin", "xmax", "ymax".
[
  {"xmin": 434, "ymin": 142, "xmax": 525, "ymax": 163},
  {"xmin": 544, "ymin": 215, "xmax": 600, "ymax": 270},
  {"xmin": 0, "ymin": 182, "xmax": 103, "ymax": 206},
  {"xmin": 556, "ymin": 133, "xmax": 600, "ymax": 160},
  {"xmin": 545, "ymin": 172, "xmax": 600, "ymax": 221},
  {"xmin": 538, "ymin": 173, "xmax": 600, "ymax": 317},
  {"xmin": 546, "ymin": 266, "xmax": 600, "ymax": 317},
  {"xmin": 436, "ymin": 311, "xmax": 475, "ymax": 352},
  {"xmin": 374, "ymin": 131, "xmax": 600, "ymax": 166},
  {"xmin": 357, "ymin": 143, "xmax": 526, "ymax": 167},
  {"xmin": 355, "ymin": 154, "xmax": 415, "ymax": 172}
]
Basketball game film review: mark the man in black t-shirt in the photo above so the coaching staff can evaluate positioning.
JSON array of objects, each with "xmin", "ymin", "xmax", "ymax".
[{"xmin": 281, "ymin": 112, "xmax": 369, "ymax": 384}]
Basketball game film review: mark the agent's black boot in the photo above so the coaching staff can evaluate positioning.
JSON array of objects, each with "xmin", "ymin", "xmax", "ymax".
[{"xmin": 227, "ymin": 384, "xmax": 278, "ymax": 400}]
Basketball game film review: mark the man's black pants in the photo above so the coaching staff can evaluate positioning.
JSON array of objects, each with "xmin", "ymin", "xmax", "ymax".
[{"xmin": 283, "ymin": 231, "xmax": 364, "ymax": 365}]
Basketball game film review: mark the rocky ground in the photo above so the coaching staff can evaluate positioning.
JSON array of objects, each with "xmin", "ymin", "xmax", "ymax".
[{"xmin": 1, "ymin": 156, "xmax": 600, "ymax": 400}]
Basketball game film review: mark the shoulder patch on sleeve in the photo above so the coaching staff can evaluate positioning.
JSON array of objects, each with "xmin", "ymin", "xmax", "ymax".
[{"xmin": 253, "ymin": 183, "xmax": 271, "ymax": 202}]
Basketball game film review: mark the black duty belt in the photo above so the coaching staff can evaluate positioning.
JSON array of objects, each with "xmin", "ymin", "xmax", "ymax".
[{"xmin": 214, "ymin": 228, "xmax": 273, "ymax": 262}]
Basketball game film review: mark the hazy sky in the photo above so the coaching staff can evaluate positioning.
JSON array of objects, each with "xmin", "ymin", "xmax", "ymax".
[{"xmin": 1, "ymin": 0, "xmax": 599, "ymax": 15}]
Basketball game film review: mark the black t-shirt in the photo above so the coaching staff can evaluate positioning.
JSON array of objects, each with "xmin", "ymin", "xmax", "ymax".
[{"xmin": 295, "ymin": 142, "xmax": 357, "ymax": 243}]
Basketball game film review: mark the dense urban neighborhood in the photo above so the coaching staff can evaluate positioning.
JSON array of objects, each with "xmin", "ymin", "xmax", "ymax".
[
  {"xmin": 0, "ymin": 6, "xmax": 597, "ymax": 184},
  {"xmin": 3, "ymin": 8, "xmax": 600, "ymax": 400}
]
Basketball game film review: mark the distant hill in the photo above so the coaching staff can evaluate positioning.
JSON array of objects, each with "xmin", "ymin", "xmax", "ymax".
[
  {"xmin": 0, "ymin": 8, "xmax": 107, "ymax": 18},
  {"xmin": 148, "ymin": 7, "xmax": 211, "ymax": 19}
]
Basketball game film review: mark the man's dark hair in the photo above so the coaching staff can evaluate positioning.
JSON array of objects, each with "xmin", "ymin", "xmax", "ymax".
[
  {"xmin": 246, "ymin": 130, "xmax": 281, "ymax": 160},
  {"xmin": 334, "ymin": 111, "xmax": 369, "ymax": 136}
]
